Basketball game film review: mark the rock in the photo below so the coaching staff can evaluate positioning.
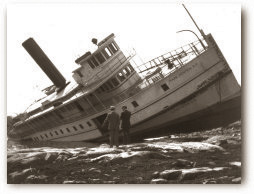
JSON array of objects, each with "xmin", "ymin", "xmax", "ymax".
[
  {"xmin": 179, "ymin": 167, "xmax": 228, "ymax": 181},
  {"xmin": 179, "ymin": 167, "xmax": 212, "ymax": 181},
  {"xmin": 202, "ymin": 179, "xmax": 217, "ymax": 184},
  {"xmin": 173, "ymin": 159, "xmax": 195, "ymax": 168},
  {"xmin": 113, "ymin": 177, "xmax": 120, "ymax": 181},
  {"xmin": 229, "ymin": 161, "xmax": 241, "ymax": 168},
  {"xmin": 63, "ymin": 180, "xmax": 87, "ymax": 184},
  {"xmin": 44, "ymin": 152, "xmax": 59, "ymax": 162},
  {"xmin": 8, "ymin": 167, "xmax": 37, "ymax": 183},
  {"xmin": 150, "ymin": 178, "xmax": 168, "ymax": 184},
  {"xmin": 218, "ymin": 139, "xmax": 228, "ymax": 146},
  {"xmin": 232, "ymin": 177, "xmax": 241, "ymax": 183},
  {"xmin": 103, "ymin": 181, "xmax": 116, "ymax": 184},
  {"xmin": 88, "ymin": 178, "xmax": 101, "ymax": 183},
  {"xmin": 26, "ymin": 174, "xmax": 48, "ymax": 183},
  {"xmin": 159, "ymin": 169, "xmax": 182, "ymax": 180},
  {"xmin": 136, "ymin": 177, "xmax": 143, "ymax": 181},
  {"xmin": 208, "ymin": 161, "xmax": 216, "ymax": 166},
  {"xmin": 88, "ymin": 168, "xmax": 101, "ymax": 173},
  {"xmin": 151, "ymin": 171, "xmax": 160, "ymax": 179},
  {"xmin": 67, "ymin": 156, "xmax": 79, "ymax": 161}
]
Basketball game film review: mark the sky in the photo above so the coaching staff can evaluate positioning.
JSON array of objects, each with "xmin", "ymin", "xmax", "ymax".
[{"xmin": 6, "ymin": 3, "xmax": 241, "ymax": 116}]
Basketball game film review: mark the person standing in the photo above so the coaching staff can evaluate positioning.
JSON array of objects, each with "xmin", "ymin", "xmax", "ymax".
[
  {"xmin": 120, "ymin": 106, "xmax": 131, "ymax": 145},
  {"xmin": 103, "ymin": 106, "xmax": 120, "ymax": 148}
]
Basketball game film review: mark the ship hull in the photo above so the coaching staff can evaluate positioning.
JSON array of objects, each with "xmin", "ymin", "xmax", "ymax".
[
  {"xmin": 95, "ymin": 71, "xmax": 241, "ymax": 142},
  {"xmin": 10, "ymin": 34, "xmax": 241, "ymax": 143}
]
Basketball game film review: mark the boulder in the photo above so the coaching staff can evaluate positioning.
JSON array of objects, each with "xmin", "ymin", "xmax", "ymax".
[
  {"xmin": 232, "ymin": 177, "xmax": 241, "ymax": 183},
  {"xmin": 159, "ymin": 169, "xmax": 182, "ymax": 180},
  {"xmin": 150, "ymin": 178, "xmax": 168, "ymax": 184},
  {"xmin": 26, "ymin": 174, "xmax": 48, "ymax": 183}
]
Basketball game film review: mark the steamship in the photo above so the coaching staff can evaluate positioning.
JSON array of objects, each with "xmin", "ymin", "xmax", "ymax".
[{"xmin": 8, "ymin": 10, "xmax": 241, "ymax": 142}]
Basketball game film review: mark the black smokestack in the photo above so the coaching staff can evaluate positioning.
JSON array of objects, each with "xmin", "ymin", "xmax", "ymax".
[{"xmin": 22, "ymin": 38, "xmax": 66, "ymax": 89}]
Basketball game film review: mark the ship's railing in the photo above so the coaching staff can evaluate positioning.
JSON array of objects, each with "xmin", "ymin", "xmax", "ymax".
[{"xmin": 133, "ymin": 38, "xmax": 208, "ymax": 89}]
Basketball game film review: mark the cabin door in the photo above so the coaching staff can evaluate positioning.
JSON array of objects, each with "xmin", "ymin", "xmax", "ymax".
[{"xmin": 92, "ymin": 113, "xmax": 108, "ymax": 135}]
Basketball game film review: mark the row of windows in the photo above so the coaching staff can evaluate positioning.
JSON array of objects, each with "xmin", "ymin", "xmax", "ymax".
[
  {"xmin": 87, "ymin": 42, "xmax": 118, "ymax": 69},
  {"xmin": 96, "ymin": 64, "xmax": 135, "ymax": 94},
  {"xmin": 33, "ymin": 121, "xmax": 92, "ymax": 141},
  {"xmin": 31, "ymin": 81, "xmax": 170, "ymax": 141}
]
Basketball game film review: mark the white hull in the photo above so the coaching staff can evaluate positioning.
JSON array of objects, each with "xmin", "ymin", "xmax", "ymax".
[{"xmin": 10, "ymin": 34, "xmax": 240, "ymax": 142}]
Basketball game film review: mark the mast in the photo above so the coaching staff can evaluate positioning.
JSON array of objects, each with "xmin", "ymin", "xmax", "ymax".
[{"xmin": 182, "ymin": 4, "xmax": 206, "ymax": 39}]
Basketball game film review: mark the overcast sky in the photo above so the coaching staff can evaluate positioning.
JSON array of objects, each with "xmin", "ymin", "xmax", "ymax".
[{"xmin": 7, "ymin": 3, "xmax": 241, "ymax": 116}]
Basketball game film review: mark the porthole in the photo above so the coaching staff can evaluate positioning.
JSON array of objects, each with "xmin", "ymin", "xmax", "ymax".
[
  {"xmin": 87, "ymin": 121, "xmax": 92, "ymax": 127},
  {"xmin": 73, "ymin": 126, "xmax": 78, "ymax": 131},
  {"xmin": 79, "ymin": 124, "xmax": 84, "ymax": 129},
  {"xmin": 131, "ymin": 101, "xmax": 139, "ymax": 108},
  {"xmin": 161, "ymin": 83, "xmax": 169, "ymax": 91},
  {"xmin": 66, "ymin": 128, "xmax": 71, "ymax": 133}
]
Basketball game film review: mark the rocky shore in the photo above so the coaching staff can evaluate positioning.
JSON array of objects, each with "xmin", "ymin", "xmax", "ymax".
[{"xmin": 7, "ymin": 120, "xmax": 241, "ymax": 184}]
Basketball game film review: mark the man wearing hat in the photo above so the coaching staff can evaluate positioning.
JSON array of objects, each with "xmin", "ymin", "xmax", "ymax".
[
  {"xmin": 102, "ymin": 106, "xmax": 120, "ymax": 148},
  {"xmin": 120, "ymin": 105, "xmax": 131, "ymax": 145}
]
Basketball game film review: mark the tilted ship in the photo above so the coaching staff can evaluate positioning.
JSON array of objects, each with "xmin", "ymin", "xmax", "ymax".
[{"xmin": 8, "ymin": 6, "xmax": 241, "ymax": 142}]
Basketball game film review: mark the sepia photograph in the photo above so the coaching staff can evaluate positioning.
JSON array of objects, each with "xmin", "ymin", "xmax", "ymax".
[{"xmin": 6, "ymin": 2, "xmax": 241, "ymax": 185}]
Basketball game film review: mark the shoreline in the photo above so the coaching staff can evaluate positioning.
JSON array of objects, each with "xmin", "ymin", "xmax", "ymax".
[{"xmin": 7, "ymin": 120, "xmax": 241, "ymax": 184}]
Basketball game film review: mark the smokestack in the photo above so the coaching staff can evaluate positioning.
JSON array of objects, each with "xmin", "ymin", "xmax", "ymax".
[{"xmin": 22, "ymin": 38, "xmax": 66, "ymax": 89}]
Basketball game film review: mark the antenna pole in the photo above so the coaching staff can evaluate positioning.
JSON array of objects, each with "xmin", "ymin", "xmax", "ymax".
[{"xmin": 182, "ymin": 4, "xmax": 206, "ymax": 39}]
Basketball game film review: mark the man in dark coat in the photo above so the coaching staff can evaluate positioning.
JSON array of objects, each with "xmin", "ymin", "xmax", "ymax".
[
  {"xmin": 120, "ymin": 106, "xmax": 131, "ymax": 145},
  {"xmin": 103, "ymin": 106, "xmax": 120, "ymax": 148}
]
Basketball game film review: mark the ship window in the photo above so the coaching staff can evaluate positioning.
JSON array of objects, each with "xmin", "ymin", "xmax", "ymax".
[
  {"xmin": 49, "ymin": 132, "xmax": 53, "ymax": 137},
  {"xmin": 91, "ymin": 57, "xmax": 100, "ymax": 67},
  {"xmin": 60, "ymin": 129, "xmax": 64, "ymax": 134},
  {"xmin": 105, "ymin": 47, "xmax": 112, "ymax": 56},
  {"xmin": 100, "ymin": 86, "xmax": 105, "ymax": 92},
  {"xmin": 55, "ymin": 131, "xmax": 59, "ymax": 135},
  {"xmin": 110, "ymin": 78, "xmax": 119, "ymax": 87},
  {"xmin": 102, "ymin": 48, "xmax": 111, "ymax": 59},
  {"xmin": 123, "ymin": 68, "xmax": 130, "ymax": 76},
  {"xmin": 45, "ymin": 134, "xmax": 48, "ymax": 138},
  {"xmin": 95, "ymin": 52, "xmax": 106, "ymax": 64},
  {"xmin": 117, "ymin": 72, "xmax": 125, "ymax": 82},
  {"xmin": 102, "ymin": 84, "xmax": 110, "ymax": 91},
  {"xmin": 88, "ymin": 59, "xmax": 95, "ymax": 69},
  {"xmin": 131, "ymin": 101, "xmax": 139, "ymax": 108},
  {"xmin": 66, "ymin": 128, "xmax": 71, "ymax": 133},
  {"xmin": 161, "ymin": 83, "xmax": 169, "ymax": 91},
  {"xmin": 79, "ymin": 124, "xmax": 84, "ymax": 129},
  {"xmin": 87, "ymin": 121, "xmax": 92, "ymax": 127},
  {"xmin": 127, "ymin": 64, "xmax": 135, "ymax": 72},
  {"xmin": 40, "ymin": 135, "xmax": 44, "ymax": 139},
  {"xmin": 75, "ymin": 102, "xmax": 84, "ymax": 112},
  {"xmin": 77, "ymin": 70, "xmax": 83, "ymax": 77},
  {"xmin": 73, "ymin": 126, "xmax": 78, "ymax": 131},
  {"xmin": 106, "ymin": 81, "xmax": 114, "ymax": 89},
  {"xmin": 108, "ymin": 42, "xmax": 118, "ymax": 54}
]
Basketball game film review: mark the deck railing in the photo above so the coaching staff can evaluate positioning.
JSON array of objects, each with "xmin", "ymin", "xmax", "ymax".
[{"xmin": 133, "ymin": 39, "xmax": 208, "ymax": 89}]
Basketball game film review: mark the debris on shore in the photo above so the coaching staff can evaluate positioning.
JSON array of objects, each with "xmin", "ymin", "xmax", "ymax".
[{"xmin": 7, "ymin": 120, "xmax": 241, "ymax": 184}]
